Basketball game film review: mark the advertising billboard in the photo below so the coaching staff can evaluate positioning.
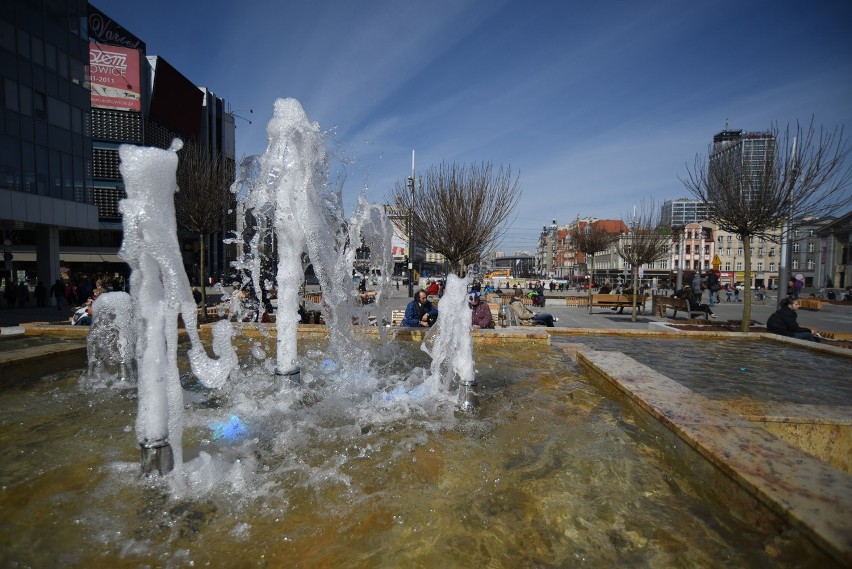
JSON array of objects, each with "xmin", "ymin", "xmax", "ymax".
[{"xmin": 89, "ymin": 44, "xmax": 141, "ymax": 112}]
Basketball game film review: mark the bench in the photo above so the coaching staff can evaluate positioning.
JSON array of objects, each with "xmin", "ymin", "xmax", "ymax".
[
  {"xmin": 588, "ymin": 293, "xmax": 646, "ymax": 314},
  {"xmin": 798, "ymin": 298, "xmax": 821, "ymax": 311},
  {"xmin": 656, "ymin": 296, "xmax": 709, "ymax": 320},
  {"xmin": 390, "ymin": 309, "xmax": 406, "ymax": 326},
  {"xmin": 488, "ymin": 302, "xmax": 502, "ymax": 327}
]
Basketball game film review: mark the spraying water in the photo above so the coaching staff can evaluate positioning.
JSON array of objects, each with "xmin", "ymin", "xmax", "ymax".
[
  {"xmin": 118, "ymin": 139, "xmax": 238, "ymax": 474},
  {"xmin": 420, "ymin": 274, "xmax": 478, "ymax": 408},
  {"xmin": 85, "ymin": 291, "xmax": 135, "ymax": 385},
  {"xmin": 233, "ymin": 98, "xmax": 394, "ymax": 379}
]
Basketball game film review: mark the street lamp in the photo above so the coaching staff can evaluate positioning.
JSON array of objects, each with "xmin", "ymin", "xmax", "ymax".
[{"xmin": 407, "ymin": 150, "xmax": 416, "ymax": 298}]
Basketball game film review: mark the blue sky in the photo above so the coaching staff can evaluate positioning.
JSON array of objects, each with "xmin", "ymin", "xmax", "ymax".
[{"xmin": 92, "ymin": 0, "xmax": 852, "ymax": 253}]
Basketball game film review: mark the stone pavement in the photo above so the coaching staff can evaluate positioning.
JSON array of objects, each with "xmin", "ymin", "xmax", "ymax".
[{"xmin": 2, "ymin": 289, "xmax": 850, "ymax": 335}]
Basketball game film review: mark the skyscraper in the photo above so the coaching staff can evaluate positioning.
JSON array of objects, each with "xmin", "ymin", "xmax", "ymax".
[
  {"xmin": 661, "ymin": 198, "xmax": 711, "ymax": 227},
  {"xmin": 710, "ymin": 129, "xmax": 776, "ymax": 203}
]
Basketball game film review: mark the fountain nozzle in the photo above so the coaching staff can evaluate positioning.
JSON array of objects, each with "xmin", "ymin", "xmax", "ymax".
[
  {"xmin": 275, "ymin": 365, "xmax": 302, "ymax": 387},
  {"xmin": 458, "ymin": 381, "xmax": 478, "ymax": 411},
  {"xmin": 140, "ymin": 439, "xmax": 174, "ymax": 476}
]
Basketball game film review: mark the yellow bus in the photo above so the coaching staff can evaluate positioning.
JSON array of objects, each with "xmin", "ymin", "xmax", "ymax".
[{"xmin": 485, "ymin": 269, "xmax": 511, "ymax": 279}]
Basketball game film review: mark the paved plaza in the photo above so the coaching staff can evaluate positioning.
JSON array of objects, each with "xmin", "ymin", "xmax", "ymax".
[{"xmin": 2, "ymin": 286, "xmax": 850, "ymax": 336}]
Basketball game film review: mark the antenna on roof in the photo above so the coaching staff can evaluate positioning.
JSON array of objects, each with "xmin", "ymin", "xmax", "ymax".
[{"xmin": 228, "ymin": 103, "xmax": 253, "ymax": 125}]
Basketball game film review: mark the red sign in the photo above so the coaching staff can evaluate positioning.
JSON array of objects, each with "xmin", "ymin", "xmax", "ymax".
[{"xmin": 89, "ymin": 44, "xmax": 141, "ymax": 111}]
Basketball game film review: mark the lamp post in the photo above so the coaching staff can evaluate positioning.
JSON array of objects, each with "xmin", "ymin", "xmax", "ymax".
[{"xmin": 407, "ymin": 150, "xmax": 415, "ymax": 298}]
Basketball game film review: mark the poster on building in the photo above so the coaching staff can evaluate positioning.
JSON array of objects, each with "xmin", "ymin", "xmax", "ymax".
[
  {"xmin": 391, "ymin": 235, "xmax": 407, "ymax": 260},
  {"xmin": 89, "ymin": 44, "xmax": 141, "ymax": 111}
]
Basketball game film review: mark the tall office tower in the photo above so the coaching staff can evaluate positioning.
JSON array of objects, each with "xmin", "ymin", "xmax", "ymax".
[
  {"xmin": 710, "ymin": 129, "xmax": 776, "ymax": 203},
  {"xmin": 661, "ymin": 198, "xmax": 711, "ymax": 227}
]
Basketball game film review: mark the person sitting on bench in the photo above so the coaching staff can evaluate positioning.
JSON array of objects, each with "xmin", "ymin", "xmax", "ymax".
[
  {"xmin": 672, "ymin": 284, "xmax": 716, "ymax": 318},
  {"xmin": 509, "ymin": 288, "xmax": 555, "ymax": 327}
]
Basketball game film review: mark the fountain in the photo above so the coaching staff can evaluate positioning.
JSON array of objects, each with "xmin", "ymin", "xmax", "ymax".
[
  {"xmin": 230, "ymin": 98, "xmax": 395, "ymax": 385},
  {"xmin": 0, "ymin": 98, "xmax": 847, "ymax": 565}
]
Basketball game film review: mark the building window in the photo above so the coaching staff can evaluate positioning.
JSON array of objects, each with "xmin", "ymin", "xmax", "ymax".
[
  {"xmin": 808, "ymin": 243, "xmax": 814, "ymax": 253},
  {"xmin": 737, "ymin": 247, "xmax": 743, "ymax": 256},
  {"xmin": 724, "ymin": 262, "xmax": 731, "ymax": 271},
  {"xmin": 717, "ymin": 236, "xmax": 723, "ymax": 243},
  {"xmin": 726, "ymin": 248, "xmax": 731, "ymax": 256},
  {"xmin": 769, "ymin": 262, "xmax": 775, "ymax": 272},
  {"xmin": 736, "ymin": 262, "xmax": 742, "ymax": 271},
  {"xmin": 793, "ymin": 243, "xmax": 799, "ymax": 253},
  {"xmin": 757, "ymin": 262, "xmax": 763, "ymax": 271},
  {"xmin": 727, "ymin": 236, "xmax": 732, "ymax": 243},
  {"xmin": 792, "ymin": 259, "xmax": 799, "ymax": 270},
  {"xmin": 807, "ymin": 259, "xmax": 814, "ymax": 270},
  {"xmin": 758, "ymin": 248, "xmax": 763, "ymax": 256},
  {"xmin": 808, "ymin": 229, "xmax": 814, "ymax": 236}
]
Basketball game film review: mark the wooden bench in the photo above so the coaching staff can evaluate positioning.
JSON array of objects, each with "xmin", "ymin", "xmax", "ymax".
[
  {"xmin": 488, "ymin": 302, "xmax": 502, "ymax": 327},
  {"xmin": 390, "ymin": 309, "xmax": 406, "ymax": 326},
  {"xmin": 588, "ymin": 293, "xmax": 646, "ymax": 314},
  {"xmin": 798, "ymin": 298, "xmax": 821, "ymax": 311},
  {"xmin": 656, "ymin": 296, "xmax": 709, "ymax": 320}
]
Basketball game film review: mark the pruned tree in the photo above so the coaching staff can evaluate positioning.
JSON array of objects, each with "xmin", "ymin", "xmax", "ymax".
[
  {"xmin": 389, "ymin": 161, "xmax": 521, "ymax": 274},
  {"xmin": 614, "ymin": 201, "xmax": 672, "ymax": 321},
  {"xmin": 175, "ymin": 140, "xmax": 236, "ymax": 315},
  {"xmin": 681, "ymin": 119, "xmax": 851, "ymax": 331},
  {"xmin": 570, "ymin": 221, "xmax": 618, "ymax": 291}
]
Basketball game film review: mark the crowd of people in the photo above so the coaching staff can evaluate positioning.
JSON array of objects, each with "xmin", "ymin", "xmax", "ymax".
[{"xmin": 1, "ymin": 273, "xmax": 127, "ymax": 326}]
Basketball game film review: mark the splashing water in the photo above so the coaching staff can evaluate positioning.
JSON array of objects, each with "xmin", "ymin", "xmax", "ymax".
[
  {"xmin": 117, "ymin": 140, "xmax": 238, "ymax": 469},
  {"xmin": 85, "ymin": 291, "xmax": 135, "ymax": 385},
  {"xmin": 421, "ymin": 274, "xmax": 475, "ymax": 393},
  {"xmin": 232, "ymin": 98, "xmax": 394, "ymax": 377}
]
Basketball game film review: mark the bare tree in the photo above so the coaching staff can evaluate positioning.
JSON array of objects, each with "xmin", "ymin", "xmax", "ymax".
[
  {"xmin": 569, "ymin": 221, "xmax": 618, "ymax": 310},
  {"xmin": 175, "ymin": 140, "xmax": 236, "ymax": 315},
  {"xmin": 389, "ymin": 161, "xmax": 521, "ymax": 274},
  {"xmin": 614, "ymin": 202, "xmax": 672, "ymax": 321},
  {"xmin": 682, "ymin": 119, "xmax": 851, "ymax": 331}
]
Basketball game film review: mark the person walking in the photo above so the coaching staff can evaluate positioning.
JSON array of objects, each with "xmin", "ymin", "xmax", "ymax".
[{"xmin": 705, "ymin": 269, "xmax": 720, "ymax": 307}]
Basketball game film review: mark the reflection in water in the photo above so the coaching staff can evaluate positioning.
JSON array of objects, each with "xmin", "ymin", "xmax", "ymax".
[
  {"xmin": 0, "ymin": 344, "xmax": 823, "ymax": 567},
  {"xmin": 554, "ymin": 335, "xmax": 852, "ymax": 405}
]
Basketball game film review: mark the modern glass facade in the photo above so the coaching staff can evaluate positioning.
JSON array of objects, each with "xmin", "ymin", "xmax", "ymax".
[
  {"xmin": 0, "ymin": 0, "xmax": 94, "ymax": 207},
  {"xmin": 661, "ymin": 199, "xmax": 711, "ymax": 227},
  {"xmin": 710, "ymin": 130, "xmax": 776, "ymax": 204}
]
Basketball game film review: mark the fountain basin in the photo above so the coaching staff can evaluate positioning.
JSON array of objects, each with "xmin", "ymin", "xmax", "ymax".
[
  {"xmin": 571, "ymin": 345, "xmax": 851, "ymax": 565},
  {"xmin": 3, "ymin": 334, "xmax": 840, "ymax": 566}
]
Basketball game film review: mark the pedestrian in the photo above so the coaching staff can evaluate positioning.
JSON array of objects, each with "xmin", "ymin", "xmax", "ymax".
[
  {"xmin": 3, "ymin": 278, "xmax": 15, "ymax": 309},
  {"xmin": 51, "ymin": 278, "xmax": 65, "ymax": 310},
  {"xmin": 705, "ymin": 269, "xmax": 720, "ymax": 307},
  {"xmin": 401, "ymin": 290, "xmax": 438, "ymax": 327},
  {"xmin": 34, "ymin": 280, "xmax": 46, "ymax": 307}
]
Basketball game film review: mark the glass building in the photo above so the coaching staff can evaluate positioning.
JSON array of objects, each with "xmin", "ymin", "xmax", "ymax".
[
  {"xmin": 661, "ymin": 198, "xmax": 711, "ymax": 227},
  {"xmin": 1, "ymin": 0, "xmax": 99, "ymax": 289}
]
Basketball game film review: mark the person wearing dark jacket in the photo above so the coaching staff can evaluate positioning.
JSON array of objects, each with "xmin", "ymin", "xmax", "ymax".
[
  {"xmin": 704, "ymin": 269, "xmax": 721, "ymax": 306},
  {"xmin": 767, "ymin": 298, "xmax": 819, "ymax": 342},
  {"xmin": 673, "ymin": 284, "xmax": 716, "ymax": 318},
  {"xmin": 402, "ymin": 290, "xmax": 438, "ymax": 327}
]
